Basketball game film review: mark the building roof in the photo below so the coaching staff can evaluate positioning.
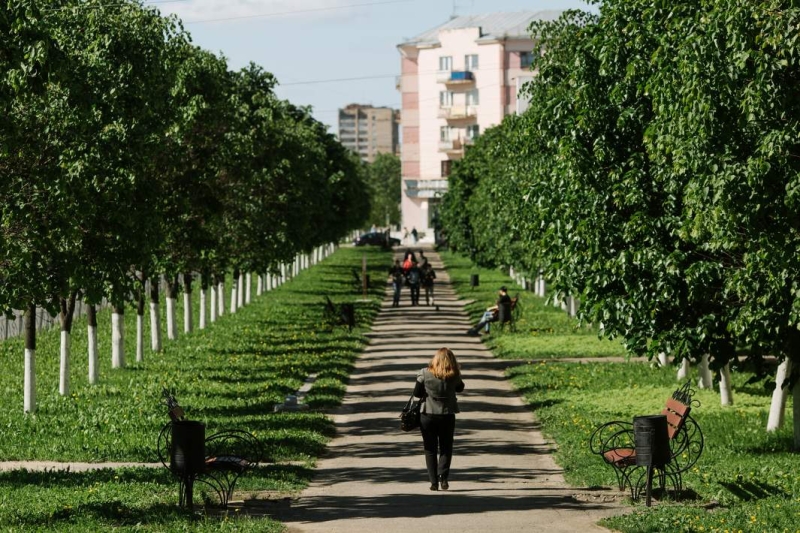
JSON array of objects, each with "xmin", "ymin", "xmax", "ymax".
[{"xmin": 399, "ymin": 10, "xmax": 562, "ymax": 48}]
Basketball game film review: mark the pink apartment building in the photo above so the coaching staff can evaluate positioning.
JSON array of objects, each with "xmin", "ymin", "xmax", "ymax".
[{"xmin": 397, "ymin": 11, "xmax": 561, "ymax": 238}]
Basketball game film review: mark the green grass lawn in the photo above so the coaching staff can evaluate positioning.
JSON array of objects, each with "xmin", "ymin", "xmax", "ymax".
[
  {"xmin": 439, "ymin": 251, "xmax": 626, "ymax": 358},
  {"xmin": 440, "ymin": 250, "xmax": 800, "ymax": 532},
  {"xmin": 507, "ymin": 361, "xmax": 800, "ymax": 533},
  {"xmin": 0, "ymin": 245, "xmax": 391, "ymax": 531}
]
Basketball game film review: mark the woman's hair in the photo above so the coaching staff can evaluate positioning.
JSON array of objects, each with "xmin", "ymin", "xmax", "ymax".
[{"xmin": 428, "ymin": 347, "xmax": 461, "ymax": 380}]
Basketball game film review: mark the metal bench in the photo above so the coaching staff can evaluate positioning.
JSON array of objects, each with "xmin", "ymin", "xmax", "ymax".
[
  {"xmin": 156, "ymin": 390, "xmax": 263, "ymax": 509},
  {"xmin": 323, "ymin": 295, "xmax": 355, "ymax": 331},
  {"xmin": 589, "ymin": 382, "xmax": 704, "ymax": 503},
  {"xmin": 351, "ymin": 268, "xmax": 370, "ymax": 292}
]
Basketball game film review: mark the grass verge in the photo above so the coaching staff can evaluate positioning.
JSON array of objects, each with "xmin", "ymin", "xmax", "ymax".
[
  {"xmin": 508, "ymin": 361, "xmax": 799, "ymax": 533},
  {"xmin": 439, "ymin": 251, "xmax": 625, "ymax": 358},
  {"xmin": 0, "ymin": 245, "xmax": 391, "ymax": 531}
]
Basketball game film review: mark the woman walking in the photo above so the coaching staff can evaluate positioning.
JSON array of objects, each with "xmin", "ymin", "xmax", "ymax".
[{"xmin": 414, "ymin": 347, "xmax": 465, "ymax": 491}]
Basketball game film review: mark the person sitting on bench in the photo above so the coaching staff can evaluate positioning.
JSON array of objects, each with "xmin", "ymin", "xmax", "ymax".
[{"xmin": 467, "ymin": 286, "xmax": 511, "ymax": 336}]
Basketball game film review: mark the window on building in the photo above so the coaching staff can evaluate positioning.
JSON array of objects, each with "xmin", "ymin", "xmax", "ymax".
[
  {"xmin": 520, "ymin": 51, "xmax": 533, "ymax": 69},
  {"xmin": 465, "ymin": 54, "xmax": 479, "ymax": 71},
  {"xmin": 439, "ymin": 91, "xmax": 454, "ymax": 107},
  {"xmin": 466, "ymin": 124, "xmax": 480, "ymax": 140},
  {"xmin": 439, "ymin": 56, "xmax": 452, "ymax": 71},
  {"xmin": 466, "ymin": 89, "xmax": 479, "ymax": 106},
  {"xmin": 441, "ymin": 160, "xmax": 452, "ymax": 177},
  {"xmin": 440, "ymin": 126, "xmax": 450, "ymax": 142}
]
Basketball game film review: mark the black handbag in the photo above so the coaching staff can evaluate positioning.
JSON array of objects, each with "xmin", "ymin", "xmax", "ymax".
[{"xmin": 400, "ymin": 389, "xmax": 424, "ymax": 432}]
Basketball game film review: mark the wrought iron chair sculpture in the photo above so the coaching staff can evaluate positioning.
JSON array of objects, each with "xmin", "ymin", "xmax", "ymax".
[
  {"xmin": 156, "ymin": 390, "xmax": 264, "ymax": 509},
  {"xmin": 589, "ymin": 382, "xmax": 704, "ymax": 501}
]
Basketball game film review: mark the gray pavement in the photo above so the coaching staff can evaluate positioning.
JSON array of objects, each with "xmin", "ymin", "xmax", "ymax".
[{"xmin": 271, "ymin": 248, "xmax": 624, "ymax": 533}]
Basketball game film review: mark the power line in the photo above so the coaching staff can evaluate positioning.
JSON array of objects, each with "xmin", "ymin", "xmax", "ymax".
[
  {"xmin": 281, "ymin": 74, "xmax": 397, "ymax": 87},
  {"xmin": 182, "ymin": 0, "xmax": 414, "ymax": 24},
  {"xmin": 44, "ymin": 0, "xmax": 191, "ymax": 13}
]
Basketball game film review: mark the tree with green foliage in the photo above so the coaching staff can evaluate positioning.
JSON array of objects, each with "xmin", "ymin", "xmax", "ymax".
[
  {"xmin": 156, "ymin": 45, "xmax": 231, "ymax": 340},
  {"xmin": 365, "ymin": 153, "xmax": 401, "ymax": 228}
]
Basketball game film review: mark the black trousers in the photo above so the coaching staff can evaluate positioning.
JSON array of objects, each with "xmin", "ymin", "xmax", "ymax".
[
  {"xmin": 424, "ymin": 284, "xmax": 434, "ymax": 305},
  {"xmin": 392, "ymin": 282, "xmax": 402, "ymax": 306},
  {"xmin": 409, "ymin": 284, "xmax": 421, "ymax": 305},
  {"xmin": 420, "ymin": 413, "xmax": 456, "ymax": 483}
]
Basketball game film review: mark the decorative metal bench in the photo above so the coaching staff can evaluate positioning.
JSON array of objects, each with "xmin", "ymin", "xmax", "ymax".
[
  {"xmin": 588, "ymin": 382, "xmax": 703, "ymax": 503},
  {"xmin": 323, "ymin": 295, "xmax": 355, "ymax": 331},
  {"xmin": 156, "ymin": 390, "xmax": 263, "ymax": 509},
  {"xmin": 351, "ymin": 268, "xmax": 370, "ymax": 292}
]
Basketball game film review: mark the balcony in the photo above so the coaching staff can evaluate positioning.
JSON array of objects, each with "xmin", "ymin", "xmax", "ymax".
[
  {"xmin": 438, "ymin": 138, "xmax": 475, "ymax": 154},
  {"xmin": 436, "ymin": 70, "xmax": 475, "ymax": 85},
  {"xmin": 437, "ymin": 105, "xmax": 478, "ymax": 121},
  {"xmin": 404, "ymin": 179, "xmax": 449, "ymax": 199}
]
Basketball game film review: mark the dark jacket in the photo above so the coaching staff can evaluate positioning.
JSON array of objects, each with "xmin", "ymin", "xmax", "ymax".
[{"xmin": 414, "ymin": 368, "xmax": 464, "ymax": 415}]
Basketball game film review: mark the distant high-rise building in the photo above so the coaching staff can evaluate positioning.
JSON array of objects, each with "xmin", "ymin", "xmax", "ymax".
[
  {"xmin": 337, "ymin": 104, "xmax": 400, "ymax": 163},
  {"xmin": 397, "ymin": 11, "xmax": 561, "ymax": 238}
]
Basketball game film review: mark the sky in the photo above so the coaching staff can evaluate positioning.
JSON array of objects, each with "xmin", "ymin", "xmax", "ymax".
[{"xmin": 154, "ymin": 0, "xmax": 594, "ymax": 132}]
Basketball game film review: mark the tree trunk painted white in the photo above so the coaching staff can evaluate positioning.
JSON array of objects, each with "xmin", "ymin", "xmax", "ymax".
[
  {"xmin": 88, "ymin": 304, "xmax": 99, "ymax": 384},
  {"xmin": 697, "ymin": 354, "xmax": 712, "ymax": 389},
  {"xmin": 767, "ymin": 359, "xmax": 792, "ymax": 431},
  {"xmin": 567, "ymin": 296, "xmax": 578, "ymax": 317},
  {"xmin": 112, "ymin": 308, "xmax": 125, "ymax": 369},
  {"xmin": 135, "ymin": 292, "xmax": 145, "ymax": 363},
  {"xmin": 210, "ymin": 285, "xmax": 217, "ymax": 323},
  {"xmin": 183, "ymin": 292, "xmax": 192, "ymax": 333},
  {"xmin": 199, "ymin": 288, "xmax": 207, "ymax": 329},
  {"xmin": 166, "ymin": 297, "xmax": 177, "ymax": 340},
  {"xmin": 257, "ymin": 275, "xmax": 263, "ymax": 296},
  {"xmin": 657, "ymin": 352, "xmax": 669, "ymax": 367},
  {"xmin": 136, "ymin": 313, "xmax": 144, "ymax": 363},
  {"xmin": 677, "ymin": 358, "xmax": 690, "ymax": 380},
  {"xmin": 59, "ymin": 330, "xmax": 70, "ymax": 396},
  {"xmin": 237, "ymin": 273, "xmax": 245, "ymax": 308},
  {"xmin": 217, "ymin": 280, "xmax": 225, "ymax": 316},
  {"xmin": 58, "ymin": 294, "xmax": 77, "ymax": 396},
  {"xmin": 719, "ymin": 362, "xmax": 734, "ymax": 406},
  {"xmin": 246, "ymin": 273, "xmax": 252, "ymax": 303},
  {"xmin": 281, "ymin": 264, "xmax": 286, "ymax": 284},
  {"xmin": 150, "ymin": 279, "xmax": 162, "ymax": 352},
  {"xmin": 88, "ymin": 324, "xmax": 98, "ymax": 384},
  {"xmin": 230, "ymin": 278, "xmax": 238, "ymax": 314},
  {"xmin": 24, "ymin": 348, "xmax": 35, "ymax": 413},
  {"xmin": 150, "ymin": 301, "xmax": 162, "ymax": 351}
]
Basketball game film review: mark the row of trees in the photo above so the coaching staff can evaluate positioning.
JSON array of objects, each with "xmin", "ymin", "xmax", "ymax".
[
  {"xmin": 0, "ymin": 1, "xmax": 370, "ymax": 412},
  {"xmin": 441, "ymin": 0, "xmax": 800, "ymax": 448}
]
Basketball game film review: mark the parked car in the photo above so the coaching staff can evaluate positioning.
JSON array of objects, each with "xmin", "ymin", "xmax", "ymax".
[{"xmin": 354, "ymin": 232, "xmax": 400, "ymax": 247}]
